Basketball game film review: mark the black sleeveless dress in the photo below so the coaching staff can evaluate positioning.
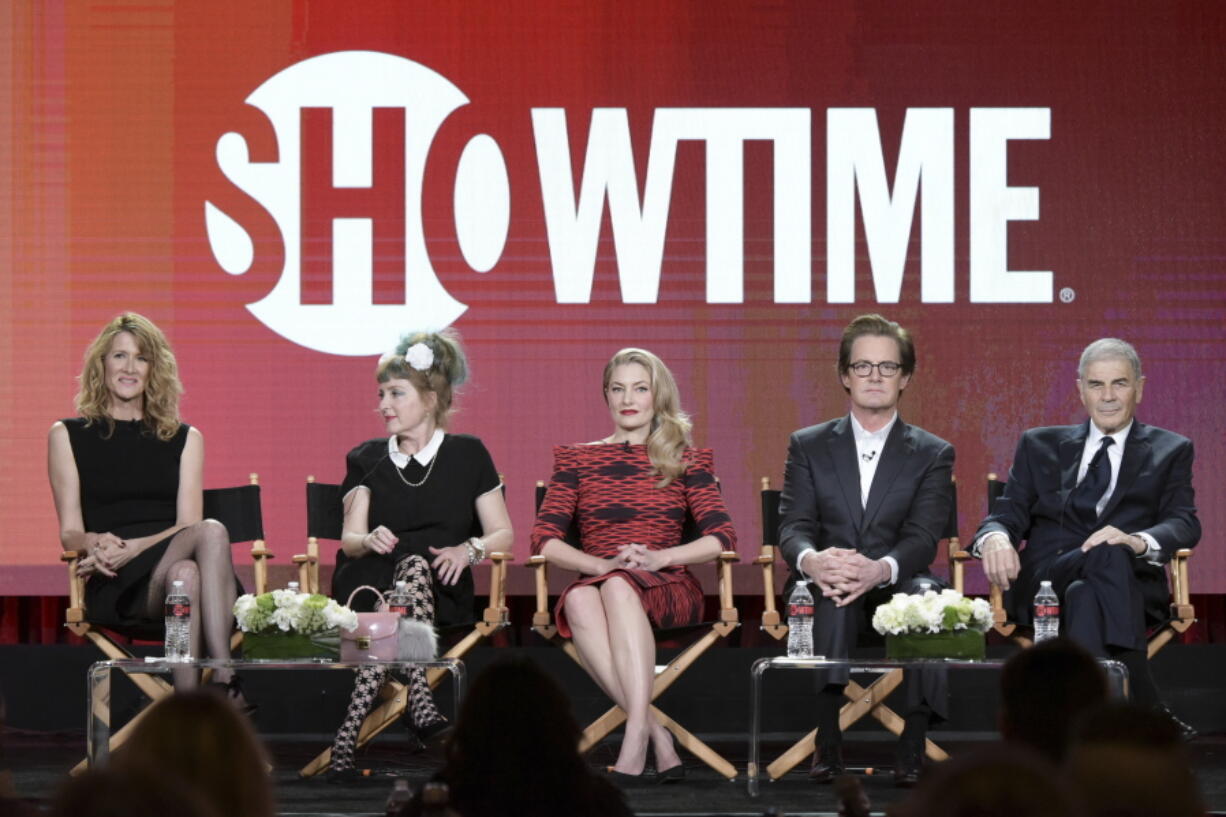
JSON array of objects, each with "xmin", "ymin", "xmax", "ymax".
[{"xmin": 64, "ymin": 417, "xmax": 191, "ymax": 634}]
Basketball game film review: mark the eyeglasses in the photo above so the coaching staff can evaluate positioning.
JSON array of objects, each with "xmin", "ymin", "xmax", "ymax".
[{"xmin": 849, "ymin": 360, "xmax": 902, "ymax": 378}]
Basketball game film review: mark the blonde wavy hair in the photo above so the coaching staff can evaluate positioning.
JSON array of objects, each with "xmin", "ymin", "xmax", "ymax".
[
  {"xmin": 376, "ymin": 328, "xmax": 469, "ymax": 428},
  {"xmin": 75, "ymin": 313, "xmax": 183, "ymax": 441},
  {"xmin": 603, "ymin": 348, "xmax": 692, "ymax": 487}
]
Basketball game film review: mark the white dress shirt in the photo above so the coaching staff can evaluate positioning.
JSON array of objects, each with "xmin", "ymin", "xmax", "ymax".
[
  {"xmin": 976, "ymin": 420, "xmax": 1161, "ymax": 562},
  {"xmin": 796, "ymin": 413, "xmax": 900, "ymax": 586}
]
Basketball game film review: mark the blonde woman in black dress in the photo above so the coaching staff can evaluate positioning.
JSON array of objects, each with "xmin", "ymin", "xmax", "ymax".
[{"xmin": 47, "ymin": 313, "xmax": 246, "ymax": 701}]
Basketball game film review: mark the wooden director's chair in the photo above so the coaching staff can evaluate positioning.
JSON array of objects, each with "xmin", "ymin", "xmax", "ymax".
[
  {"xmin": 62, "ymin": 473, "xmax": 272, "ymax": 773},
  {"xmin": 978, "ymin": 474, "xmax": 1195, "ymax": 655},
  {"xmin": 529, "ymin": 481, "xmax": 741, "ymax": 781},
  {"xmin": 756, "ymin": 476, "xmax": 957, "ymax": 781},
  {"xmin": 297, "ymin": 477, "xmax": 511, "ymax": 778}
]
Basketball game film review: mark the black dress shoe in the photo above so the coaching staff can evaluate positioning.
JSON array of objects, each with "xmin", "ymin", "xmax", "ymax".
[
  {"xmin": 809, "ymin": 744, "xmax": 844, "ymax": 783},
  {"xmin": 893, "ymin": 737, "xmax": 923, "ymax": 788},
  {"xmin": 1157, "ymin": 705, "xmax": 1198, "ymax": 742}
]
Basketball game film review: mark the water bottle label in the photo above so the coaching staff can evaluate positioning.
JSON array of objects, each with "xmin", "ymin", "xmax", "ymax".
[
  {"xmin": 788, "ymin": 603, "xmax": 815, "ymax": 617},
  {"xmin": 165, "ymin": 602, "xmax": 190, "ymax": 617},
  {"xmin": 1034, "ymin": 604, "xmax": 1059, "ymax": 617},
  {"xmin": 389, "ymin": 605, "xmax": 408, "ymax": 616}
]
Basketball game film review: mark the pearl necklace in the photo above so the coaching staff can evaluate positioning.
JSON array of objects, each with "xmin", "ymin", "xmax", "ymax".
[{"xmin": 393, "ymin": 444, "xmax": 439, "ymax": 488}]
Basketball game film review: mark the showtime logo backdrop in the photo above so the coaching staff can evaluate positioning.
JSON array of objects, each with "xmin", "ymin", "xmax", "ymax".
[{"xmin": 2, "ymin": 1, "xmax": 1224, "ymax": 596}]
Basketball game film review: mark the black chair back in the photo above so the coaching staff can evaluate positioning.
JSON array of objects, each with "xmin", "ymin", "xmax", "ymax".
[
  {"xmin": 761, "ymin": 488, "xmax": 782, "ymax": 548},
  {"xmin": 202, "ymin": 483, "xmax": 264, "ymax": 544},
  {"xmin": 306, "ymin": 480, "xmax": 345, "ymax": 540},
  {"xmin": 943, "ymin": 476, "xmax": 960, "ymax": 541},
  {"xmin": 987, "ymin": 475, "xmax": 1007, "ymax": 508}
]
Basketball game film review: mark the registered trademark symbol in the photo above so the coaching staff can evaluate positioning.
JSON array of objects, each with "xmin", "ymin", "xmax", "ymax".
[{"xmin": 1059, "ymin": 287, "xmax": 1075, "ymax": 303}]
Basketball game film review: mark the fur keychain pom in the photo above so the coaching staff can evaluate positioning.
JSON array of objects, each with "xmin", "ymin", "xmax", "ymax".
[{"xmin": 397, "ymin": 619, "xmax": 438, "ymax": 661}]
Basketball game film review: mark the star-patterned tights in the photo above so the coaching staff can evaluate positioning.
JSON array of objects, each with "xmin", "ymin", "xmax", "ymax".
[{"xmin": 330, "ymin": 555, "xmax": 444, "ymax": 771}]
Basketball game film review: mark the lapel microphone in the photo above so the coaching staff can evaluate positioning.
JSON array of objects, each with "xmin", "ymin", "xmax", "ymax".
[{"xmin": 861, "ymin": 450, "xmax": 877, "ymax": 463}]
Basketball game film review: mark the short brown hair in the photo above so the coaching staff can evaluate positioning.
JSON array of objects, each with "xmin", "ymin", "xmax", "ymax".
[
  {"xmin": 837, "ymin": 313, "xmax": 916, "ymax": 390},
  {"xmin": 376, "ymin": 329, "xmax": 469, "ymax": 428}
]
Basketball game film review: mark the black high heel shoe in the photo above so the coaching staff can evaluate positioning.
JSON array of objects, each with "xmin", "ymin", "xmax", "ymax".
[
  {"xmin": 656, "ymin": 762, "xmax": 686, "ymax": 783},
  {"xmin": 606, "ymin": 768, "xmax": 649, "ymax": 786},
  {"xmin": 211, "ymin": 675, "xmax": 258, "ymax": 716}
]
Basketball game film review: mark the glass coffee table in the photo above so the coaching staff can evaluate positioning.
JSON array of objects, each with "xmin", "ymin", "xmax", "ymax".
[
  {"xmin": 746, "ymin": 655, "xmax": 1128, "ymax": 796},
  {"xmin": 85, "ymin": 657, "xmax": 464, "ymax": 768}
]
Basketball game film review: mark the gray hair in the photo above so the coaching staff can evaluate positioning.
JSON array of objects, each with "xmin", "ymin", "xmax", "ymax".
[{"xmin": 1078, "ymin": 338, "xmax": 1142, "ymax": 380}]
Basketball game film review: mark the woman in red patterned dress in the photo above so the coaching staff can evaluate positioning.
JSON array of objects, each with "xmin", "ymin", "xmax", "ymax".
[{"xmin": 531, "ymin": 349, "xmax": 737, "ymax": 781}]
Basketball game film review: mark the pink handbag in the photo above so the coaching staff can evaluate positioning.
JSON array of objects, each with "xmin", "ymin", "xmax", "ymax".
[{"xmin": 340, "ymin": 586, "xmax": 401, "ymax": 661}]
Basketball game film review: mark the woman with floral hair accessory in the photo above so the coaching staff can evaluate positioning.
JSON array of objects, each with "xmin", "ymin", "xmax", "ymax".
[
  {"xmin": 325, "ymin": 329, "xmax": 512, "ymax": 781},
  {"xmin": 531, "ymin": 348, "xmax": 737, "ymax": 781}
]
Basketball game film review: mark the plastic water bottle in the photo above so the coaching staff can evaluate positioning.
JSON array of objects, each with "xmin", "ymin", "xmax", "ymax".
[
  {"xmin": 787, "ymin": 581, "xmax": 815, "ymax": 658},
  {"xmin": 287, "ymin": 580, "xmax": 300, "ymax": 594},
  {"xmin": 1033, "ymin": 580, "xmax": 1060, "ymax": 643},
  {"xmin": 386, "ymin": 580, "xmax": 411, "ymax": 617},
  {"xmin": 384, "ymin": 778, "xmax": 412, "ymax": 817},
  {"xmin": 164, "ymin": 579, "xmax": 192, "ymax": 661}
]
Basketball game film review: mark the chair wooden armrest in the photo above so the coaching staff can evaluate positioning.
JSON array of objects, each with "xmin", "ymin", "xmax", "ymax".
[
  {"xmin": 479, "ymin": 552, "xmax": 511, "ymax": 630},
  {"xmin": 61, "ymin": 550, "xmax": 88, "ymax": 628},
  {"xmin": 756, "ymin": 544, "xmax": 788, "ymax": 640},
  {"xmin": 948, "ymin": 536, "xmax": 973, "ymax": 594},
  {"xmin": 1164, "ymin": 549, "xmax": 1196, "ymax": 636},
  {"xmin": 715, "ymin": 550, "xmax": 739, "ymax": 626},
  {"xmin": 528, "ymin": 555, "xmax": 556, "ymax": 636},
  {"xmin": 989, "ymin": 584, "xmax": 1018, "ymax": 638},
  {"xmin": 248, "ymin": 539, "xmax": 273, "ymax": 596},
  {"xmin": 290, "ymin": 538, "xmax": 320, "ymax": 594}
]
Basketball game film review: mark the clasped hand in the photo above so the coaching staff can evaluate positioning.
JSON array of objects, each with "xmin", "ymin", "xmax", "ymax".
[
  {"xmin": 608, "ymin": 543, "xmax": 668, "ymax": 572},
  {"xmin": 362, "ymin": 525, "xmax": 468, "ymax": 586},
  {"xmin": 802, "ymin": 548, "xmax": 887, "ymax": 607},
  {"xmin": 76, "ymin": 532, "xmax": 129, "ymax": 578},
  {"xmin": 982, "ymin": 526, "xmax": 1144, "ymax": 591}
]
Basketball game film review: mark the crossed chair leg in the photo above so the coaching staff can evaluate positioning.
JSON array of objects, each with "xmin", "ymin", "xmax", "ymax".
[
  {"xmin": 555, "ymin": 622, "xmax": 740, "ymax": 781},
  {"xmin": 765, "ymin": 670, "xmax": 948, "ymax": 781}
]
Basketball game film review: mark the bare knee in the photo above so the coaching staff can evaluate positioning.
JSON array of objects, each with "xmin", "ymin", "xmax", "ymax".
[
  {"xmin": 599, "ymin": 576, "xmax": 639, "ymax": 607},
  {"xmin": 565, "ymin": 587, "xmax": 605, "ymax": 628}
]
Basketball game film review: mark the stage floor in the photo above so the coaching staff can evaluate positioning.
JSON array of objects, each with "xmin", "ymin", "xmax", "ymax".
[{"xmin": 5, "ymin": 728, "xmax": 1226, "ymax": 816}]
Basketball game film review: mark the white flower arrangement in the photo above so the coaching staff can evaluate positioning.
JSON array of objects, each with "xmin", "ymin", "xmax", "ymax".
[
  {"xmin": 872, "ymin": 589, "xmax": 992, "ymax": 636},
  {"xmin": 404, "ymin": 342, "xmax": 434, "ymax": 371},
  {"xmin": 233, "ymin": 590, "xmax": 359, "ymax": 635}
]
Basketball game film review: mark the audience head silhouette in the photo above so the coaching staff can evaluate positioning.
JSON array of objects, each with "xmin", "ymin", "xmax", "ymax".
[
  {"xmin": 999, "ymin": 637, "xmax": 1108, "ymax": 764},
  {"xmin": 112, "ymin": 689, "xmax": 274, "ymax": 817}
]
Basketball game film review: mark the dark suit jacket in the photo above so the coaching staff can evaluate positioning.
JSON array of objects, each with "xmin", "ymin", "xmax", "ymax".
[
  {"xmin": 974, "ymin": 420, "xmax": 1200, "ymax": 622},
  {"xmin": 778, "ymin": 416, "xmax": 955, "ymax": 592}
]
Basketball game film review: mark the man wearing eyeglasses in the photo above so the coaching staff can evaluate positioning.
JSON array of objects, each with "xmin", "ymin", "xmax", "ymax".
[
  {"xmin": 973, "ymin": 338, "xmax": 1200, "ymax": 737},
  {"xmin": 779, "ymin": 313, "xmax": 954, "ymax": 787}
]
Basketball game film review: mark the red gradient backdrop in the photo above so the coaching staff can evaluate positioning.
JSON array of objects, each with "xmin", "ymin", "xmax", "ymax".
[{"xmin": 2, "ymin": 1, "xmax": 1224, "ymax": 596}]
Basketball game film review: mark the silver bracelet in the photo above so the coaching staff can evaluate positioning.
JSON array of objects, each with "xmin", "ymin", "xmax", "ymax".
[{"xmin": 466, "ymin": 536, "xmax": 486, "ymax": 565}]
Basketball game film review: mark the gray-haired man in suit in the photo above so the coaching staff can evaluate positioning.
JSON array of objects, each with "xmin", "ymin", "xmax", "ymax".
[{"xmin": 974, "ymin": 338, "xmax": 1200, "ymax": 737}]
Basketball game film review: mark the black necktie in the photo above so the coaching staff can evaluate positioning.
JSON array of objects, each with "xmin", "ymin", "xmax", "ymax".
[{"xmin": 1071, "ymin": 437, "xmax": 1114, "ymax": 526}]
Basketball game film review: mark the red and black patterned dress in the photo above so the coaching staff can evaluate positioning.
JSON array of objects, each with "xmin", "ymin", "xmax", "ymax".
[{"xmin": 531, "ymin": 443, "xmax": 736, "ymax": 638}]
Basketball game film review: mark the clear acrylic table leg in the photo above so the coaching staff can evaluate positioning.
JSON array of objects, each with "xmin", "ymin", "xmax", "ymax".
[{"xmin": 85, "ymin": 658, "xmax": 466, "ymax": 769}]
